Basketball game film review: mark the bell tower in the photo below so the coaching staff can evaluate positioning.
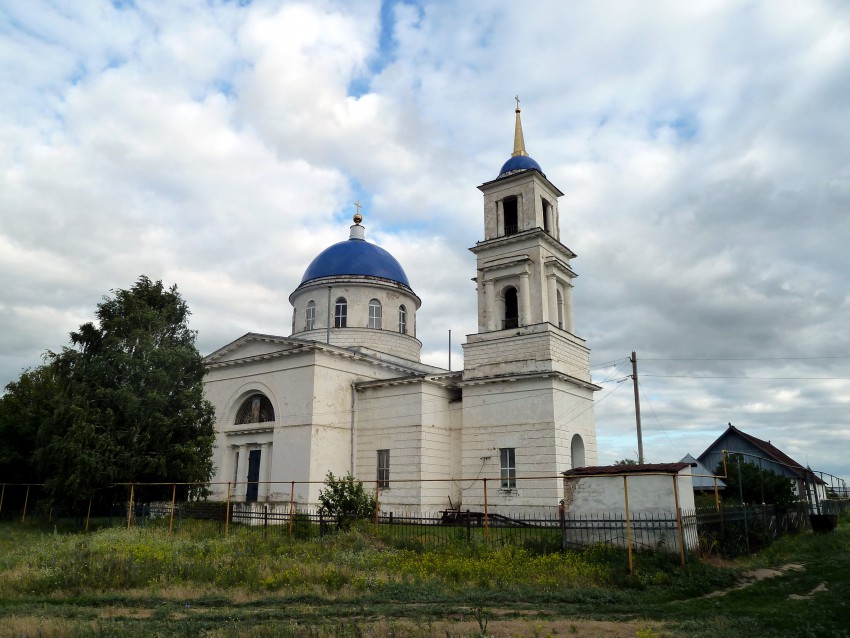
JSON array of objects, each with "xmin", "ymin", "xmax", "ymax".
[{"xmin": 460, "ymin": 101, "xmax": 598, "ymax": 509}]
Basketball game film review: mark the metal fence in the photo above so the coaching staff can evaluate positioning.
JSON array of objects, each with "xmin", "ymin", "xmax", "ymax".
[{"xmin": 4, "ymin": 482, "xmax": 848, "ymax": 568}]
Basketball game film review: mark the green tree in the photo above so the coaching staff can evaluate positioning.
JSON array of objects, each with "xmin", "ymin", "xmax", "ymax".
[
  {"xmin": 614, "ymin": 458, "xmax": 639, "ymax": 466},
  {"xmin": 317, "ymin": 471, "xmax": 378, "ymax": 530},
  {"xmin": 1, "ymin": 276, "xmax": 215, "ymax": 504},
  {"xmin": 715, "ymin": 455, "xmax": 796, "ymax": 508},
  {"xmin": 0, "ymin": 364, "xmax": 61, "ymax": 484}
]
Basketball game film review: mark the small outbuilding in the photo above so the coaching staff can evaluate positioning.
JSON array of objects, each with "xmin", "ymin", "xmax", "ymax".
[{"xmin": 561, "ymin": 463, "xmax": 696, "ymax": 551}]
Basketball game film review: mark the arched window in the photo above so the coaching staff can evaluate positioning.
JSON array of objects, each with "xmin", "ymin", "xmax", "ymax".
[
  {"xmin": 235, "ymin": 394, "xmax": 275, "ymax": 424},
  {"xmin": 571, "ymin": 434, "xmax": 585, "ymax": 469},
  {"xmin": 398, "ymin": 305, "xmax": 407, "ymax": 334},
  {"xmin": 334, "ymin": 297, "xmax": 347, "ymax": 328},
  {"xmin": 368, "ymin": 299, "xmax": 382, "ymax": 329},
  {"xmin": 556, "ymin": 289, "xmax": 564, "ymax": 330},
  {"xmin": 306, "ymin": 300, "xmax": 316, "ymax": 330},
  {"xmin": 503, "ymin": 286, "xmax": 518, "ymax": 329}
]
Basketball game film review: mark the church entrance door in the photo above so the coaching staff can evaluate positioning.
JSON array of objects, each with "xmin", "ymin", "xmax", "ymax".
[{"xmin": 246, "ymin": 449, "xmax": 261, "ymax": 502}]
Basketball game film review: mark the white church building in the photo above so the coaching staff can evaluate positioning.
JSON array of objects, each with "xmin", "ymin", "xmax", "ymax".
[{"xmin": 203, "ymin": 106, "xmax": 599, "ymax": 512}]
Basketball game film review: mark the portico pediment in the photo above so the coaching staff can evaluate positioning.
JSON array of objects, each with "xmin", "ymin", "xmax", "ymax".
[{"xmin": 204, "ymin": 333, "xmax": 314, "ymax": 368}]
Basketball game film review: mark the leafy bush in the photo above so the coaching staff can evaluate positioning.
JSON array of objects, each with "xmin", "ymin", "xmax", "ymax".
[{"xmin": 317, "ymin": 471, "xmax": 377, "ymax": 531}]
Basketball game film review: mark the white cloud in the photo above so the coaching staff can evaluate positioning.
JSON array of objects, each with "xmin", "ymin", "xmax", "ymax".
[{"xmin": 1, "ymin": 0, "xmax": 849, "ymax": 485}]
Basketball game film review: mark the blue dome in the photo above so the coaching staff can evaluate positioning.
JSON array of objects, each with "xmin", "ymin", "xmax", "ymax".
[
  {"xmin": 498, "ymin": 154, "xmax": 543, "ymax": 178},
  {"xmin": 300, "ymin": 237, "xmax": 411, "ymax": 288}
]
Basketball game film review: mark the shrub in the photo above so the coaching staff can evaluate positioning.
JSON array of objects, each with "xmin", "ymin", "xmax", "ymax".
[{"xmin": 317, "ymin": 471, "xmax": 377, "ymax": 531}]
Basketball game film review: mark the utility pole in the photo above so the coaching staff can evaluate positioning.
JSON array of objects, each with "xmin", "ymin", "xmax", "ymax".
[{"xmin": 630, "ymin": 351, "xmax": 644, "ymax": 465}]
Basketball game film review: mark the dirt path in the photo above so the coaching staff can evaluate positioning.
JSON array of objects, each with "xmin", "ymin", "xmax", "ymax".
[{"xmin": 702, "ymin": 562, "xmax": 804, "ymax": 598}]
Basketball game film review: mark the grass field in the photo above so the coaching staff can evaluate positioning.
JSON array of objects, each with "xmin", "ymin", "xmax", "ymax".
[{"xmin": 0, "ymin": 514, "xmax": 847, "ymax": 637}]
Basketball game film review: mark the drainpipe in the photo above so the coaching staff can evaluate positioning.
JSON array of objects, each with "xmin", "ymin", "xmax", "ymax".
[{"xmin": 350, "ymin": 381, "xmax": 358, "ymax": 475}]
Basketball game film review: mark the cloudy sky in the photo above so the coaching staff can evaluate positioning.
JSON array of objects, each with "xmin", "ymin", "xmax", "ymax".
[{"xmin": 2, "ymin": 0, "xmax": 849, "ymax": 486}]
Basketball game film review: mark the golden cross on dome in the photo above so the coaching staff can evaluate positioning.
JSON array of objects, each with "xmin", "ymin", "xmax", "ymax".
[
  {"xmin": 354, "ymin": 200, "xmax": 362, "ymax": 215},
  {"xmin": 515, "ymin": 94, "xmax": 520, "ymax": 111}
]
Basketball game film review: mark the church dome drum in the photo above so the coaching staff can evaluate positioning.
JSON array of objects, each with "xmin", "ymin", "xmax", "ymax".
[{"xmin": 288, "ymin": 216, "xmax": 422, "ymax": 361}]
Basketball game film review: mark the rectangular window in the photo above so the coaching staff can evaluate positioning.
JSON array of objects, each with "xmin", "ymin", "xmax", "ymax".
[
  {"xmin": 306, "ymin": 303, "xmax": 316, "ymax": 330},
  {"xmin": 377, "ymin": 449, "xmax": 390, "ymax": 488},
  {"xmin": 500, "ymin": 448, "xmax": 516, "ymax": 489}
]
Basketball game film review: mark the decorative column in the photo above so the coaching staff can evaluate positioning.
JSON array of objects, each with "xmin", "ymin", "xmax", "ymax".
[
  {"xmin": 565, "ymin": 283, "xmax": 574, "ymax": 333},
  {"xmin": 260, "ymin": 442, "xmax": 272, "ymax": 501},
  {"xmin": 236, "ymin": 443, "xmax": 248, "ymax": 501},
  {"xmin": 495, "ymin": 200, "xmax": 503, "ymax": 237},
  {"xmin": 519, "ymin": 272, "xmax": 531, "ymax": 326},
  {"xmin": 484, "ymin": 279, "xmax": 496, "ymax": 332},
  {"xmin": 547, "ymin": 274, "xmax": 558, "ymax": 327}
]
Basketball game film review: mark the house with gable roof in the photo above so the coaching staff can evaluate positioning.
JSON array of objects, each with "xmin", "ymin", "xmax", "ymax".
[{"xmin": 697, "ymin": 423, "xmax": 826, "ymax": 505}]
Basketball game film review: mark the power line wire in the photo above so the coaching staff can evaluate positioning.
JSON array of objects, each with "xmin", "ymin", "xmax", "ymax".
[
  {"xmin": 641, "ymin": 356, "xmax": 850, "ymax": 361},
  {"xmin": 643, "ymin": 374, "xmax": 850, "ymax": 380}
]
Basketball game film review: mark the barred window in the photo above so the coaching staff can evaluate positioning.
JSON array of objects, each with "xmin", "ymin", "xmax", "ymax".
[{"xmin": 235, "ymin": 394, "xmax": 275, "ymax": 424}]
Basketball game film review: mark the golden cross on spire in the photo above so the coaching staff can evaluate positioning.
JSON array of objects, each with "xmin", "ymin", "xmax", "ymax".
[
  {"xmin": 515, "ymin": 94, "xmax": 521, "ymax": 111},
  {"xmin": 354, "ymin": 200, "xmax": 362, "ymax": 215}
]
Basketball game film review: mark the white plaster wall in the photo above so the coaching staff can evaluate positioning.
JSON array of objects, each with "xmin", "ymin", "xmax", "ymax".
[
  {"xmin": 463, "ymin": 323, "xmax": 591, "ymax": 382},
  {"xmin": 205, "ymin": 340, "xmax": 411, "ymax": 506},
  {"xmin": 460, "ymin": 377, "xmax": 565, "ymax": 509},
  {"xmin": 553, "ymin": 383, "xmax": 597, "ymax": 469},
  {"xmin": 354, "ymin": 382, "xmax": 460, "ymax": 512}
]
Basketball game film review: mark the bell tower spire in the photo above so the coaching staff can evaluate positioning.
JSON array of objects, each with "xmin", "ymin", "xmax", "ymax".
[{"xmin": 512, "ymin": 95, "xmax": 528, "ymax": 157}]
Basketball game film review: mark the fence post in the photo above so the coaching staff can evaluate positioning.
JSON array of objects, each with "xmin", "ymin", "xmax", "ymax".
[
  {"xmin": 225, "ymin": 482, "xmax": 231, "ymax": 538},
  {"xmin": 85, "ymin": 496, "xmax": 93, "ymax": 533},
  {"xmin": 736, "ymin": 457, "xmax": 750, "ymax": 553},
  {"xmin": 623, "ymin": 476, "xmax": 634, "ymax": 576},
  {"xmin": 126, "ymin": 484, "xmax": 134, "ymax": 530},
  {"xmin": 466, "ymin": 510, "xmax": 472, "ymax": 545},
  {"xmin": 559, "ymin": 500, "xmax": 567, "ymax": 551},
  {"xmin": 21, "ymin": 485, "xmax": 31, "ymax": 523},
  {"xmin": 483, "ymin": 478, "xmax": 489, "ymax": 542},
  {"xmin": 169, "ymin": 484, "xmax": 177, "ymax": 534},
  {"xmin": 714, "ymin": 477, "xmax": 720, "ymax": 512},
  {"xmin": 0, "ymin": 484, "xmax": 4, "ymax": 514},
  {"xmin": 374, "ymin": 479, "xmax": 380, "ymax": 532},
  {"xmin": 264, "ymin": 505, "xmax": 268, "ymax": 539},
  {"xmin": 672, "ymin": 475, "xmax": 686, "ymax": 566},
  {"xmin": 319, "ymin": 510, "xmax": 324, "ymax": 538},
  {"xmin": 288, "ymin": 481, "xmax": 295, "ymax": 537}
]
